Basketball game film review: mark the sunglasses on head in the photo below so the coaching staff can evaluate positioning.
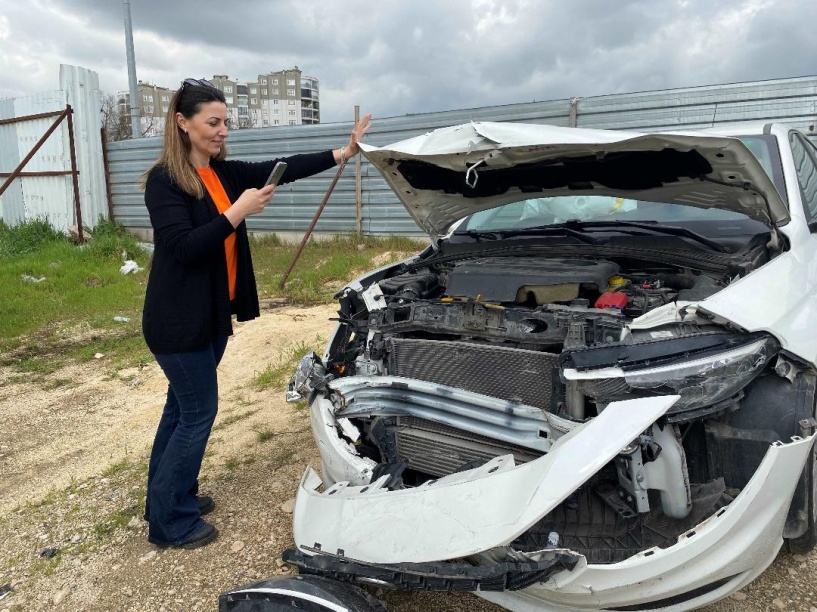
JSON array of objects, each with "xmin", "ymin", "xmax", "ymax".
[{"xmin": 181, "ymin": 78, "xmax": 217, "ymax": 90}]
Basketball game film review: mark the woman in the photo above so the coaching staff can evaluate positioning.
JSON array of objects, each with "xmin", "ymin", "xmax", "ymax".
[{"xmin": 141, "ymin": 77, "xmax": 371, "ymax": 549}]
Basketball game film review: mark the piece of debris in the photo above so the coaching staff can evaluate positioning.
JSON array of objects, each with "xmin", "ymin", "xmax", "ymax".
[
  {"xmin": 94, "ymin": 353, "xmax": 105, "ymax": 359},
  {"xmin": 119, "ymin": 260, "xmax": 143, "ymax": 275},
  {"xmin": 127, "ymin": 516, "xmax": 141, "ymax": 529},
  {"xmin": 113, "ymin": 316, "xmax": 130, "ymax": 322},
  {"xmin": 38, "ymin": 547, "xmax": 59, "ymax": 558},
  {"xmin": 52, "ymin": 587, "xmax": 70, "ymax": 606},
  {"xmin": 21, "ymin": 274, "xmax": 46, "ymax": 283},
  {"xmin": 138, "ymin": 550, "xmax": 157, "ymax": 564},
  {"xmin": 280, "ymin": 498, "xmax": 296, "ymax": 514},
  {"xmin": 0, "ymin": 582, "xmax": 12, "ymax": 601},
  {"xmin": 230, "ymin": 541, "xmax": 245, "ymax": 553}
]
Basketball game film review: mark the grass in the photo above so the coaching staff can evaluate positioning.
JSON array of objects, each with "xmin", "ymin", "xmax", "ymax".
[
  {"xmin": 0, "ymin": 218, "xmax": 150, "ymax": 371},
  {"xmin": 0, "ymin": 218, "xmax": 423, "ymax": 380},
  {"xmin": 212, "ymin": 408, "xmax": 260, "ymax": 431},
  {"xmin": 253, "ymin": 337, "xmax": 325, "ymax": 392},
  {"xmin": 252, "ymin": 233, "xmax": 422, "ymax": 305},
  {"xmin": 254, "ymin": 427, "xmax": 276, "ymax": 443}
]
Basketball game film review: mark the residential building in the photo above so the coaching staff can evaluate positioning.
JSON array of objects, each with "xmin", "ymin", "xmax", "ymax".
[
  {"xmin": 118, "ymin": 67, "xmax": 319, "ymax": 135},
  {"xmin": 252, "ymin": 67, "xmax": 320, "ymax": 127},
  {"xmin": 117, "ymin": 80, "xmax": 172, "ymax": 137}
]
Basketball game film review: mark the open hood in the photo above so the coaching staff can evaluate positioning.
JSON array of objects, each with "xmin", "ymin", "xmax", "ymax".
[{"xmin": 360, "ymin": 122, "xmax": 789, "ymax": 241}]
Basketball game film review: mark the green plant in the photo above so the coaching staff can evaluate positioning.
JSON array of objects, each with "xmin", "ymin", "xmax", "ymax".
[
  {"xmin": 0, "ymin": 217, "xmax": 67, "ymax": 258},
  {"xmin": 252, "ymin": 337, "xmax": 324, "ymax": 391}
]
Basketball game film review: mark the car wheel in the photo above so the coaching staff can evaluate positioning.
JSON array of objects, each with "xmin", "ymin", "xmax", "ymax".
[{"xmin": 786, "ymin": 441, "xmax": 817, "ymax": 554}]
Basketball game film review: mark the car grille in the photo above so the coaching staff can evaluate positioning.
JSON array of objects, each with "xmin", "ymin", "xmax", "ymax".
[{"xmin": 388, "ymin": 338, "xmax": 559, "ymax": 409}]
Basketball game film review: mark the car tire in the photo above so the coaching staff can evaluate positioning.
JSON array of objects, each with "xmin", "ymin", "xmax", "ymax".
[{"xmin": 786, "ymin": 441, "xmax": 817, "ymax": 554}]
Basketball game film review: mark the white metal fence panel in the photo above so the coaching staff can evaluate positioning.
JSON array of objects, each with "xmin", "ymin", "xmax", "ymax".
[
  {"xmin": 0, "ymin": 91, "xmax": 74, "ymax": 230},
  {"xmin": 0, "ymin": 98, "xmax": 23, "ymax": 224},
  {"xmin": 60, "ymin": 64, "xmax": 107, "ymax": 227}
]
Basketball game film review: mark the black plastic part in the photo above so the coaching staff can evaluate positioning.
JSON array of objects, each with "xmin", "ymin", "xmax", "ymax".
[
  {"xmin": 444, "ymin": 257, "xmax": 619, "ymax": 302},
  {"xmin": 282, "ymin": 549, "xmax": 578, "ymax": 593},
  {"xmin": 607, "ymin": 575, "xmax": 736, "ymax": 611},
  {"xmin": 218, "ymin": 575, "xmax": 386, "ymax": 612},
  {"xmin": 369, "ymin": 459, "xmax": 409, "ymax": 490},
  {"xmin": 514, "ymin": 475, "xmax": 730, "ymax": 564},
  {"xmin": 561, "ymin": 330, "xmax": 757, "ymax": 371},
  {"xmin": 706, "ymin": 371, "xmax": 816, "ymax": 540}
]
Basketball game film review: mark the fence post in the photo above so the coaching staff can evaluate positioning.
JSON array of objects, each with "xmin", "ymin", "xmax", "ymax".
[
  {"xmin": 65, "ymin": 105, "xmax": 84, "ymax": 242},
  {"xmin": 100, "ymin": 127, "xmax": 115, "ymax": 220},
  {"xmin": 355, "ymin": 105, "xmax": 362, "ymax": 234}
]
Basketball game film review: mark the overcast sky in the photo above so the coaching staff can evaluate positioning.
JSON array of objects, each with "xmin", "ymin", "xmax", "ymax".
[{"xmin": 0, "ymin": 0, "xmax": 815, "ymax": 124}]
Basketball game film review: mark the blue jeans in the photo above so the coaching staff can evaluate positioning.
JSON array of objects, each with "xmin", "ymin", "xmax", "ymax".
[{"xmin": 146, "ymin": 334, "xmax": 228, "ymax": 545}]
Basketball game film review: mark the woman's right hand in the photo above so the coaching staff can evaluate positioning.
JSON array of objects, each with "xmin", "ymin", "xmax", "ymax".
[{"xmin": 225, "ymin": 184, "xmax": 275, "ymax": 227}]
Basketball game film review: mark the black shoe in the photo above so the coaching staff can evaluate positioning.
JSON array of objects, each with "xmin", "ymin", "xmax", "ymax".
[
  {"xmin": 143, "ymin": 495, "xmax": 215, "ymax": 521},
  {"xmin": 178, "ymin": 522, "xmax": 218, "ymax": 549},
  {"xmin": 149, "ymin": 521, "xmax": 219, "ymax": 550},
  {"xmin": 197, "ymin": 495, "xmax": 215, "ymax": 516}
]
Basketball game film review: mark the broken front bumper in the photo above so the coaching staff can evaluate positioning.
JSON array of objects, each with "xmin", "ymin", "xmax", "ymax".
[{"xmin": 293, "ymin": 391, "xmax": 816, "ymax": 611}]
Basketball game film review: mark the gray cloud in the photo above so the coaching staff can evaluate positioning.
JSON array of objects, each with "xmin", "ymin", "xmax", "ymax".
[{"xmin": 1, "ymin": 0, "xmax": 814, "ymax": 124}]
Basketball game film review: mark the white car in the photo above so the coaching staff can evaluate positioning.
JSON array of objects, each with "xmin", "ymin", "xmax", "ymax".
[{"xmin": 222, "ymin": 122, "xmax": 817, "ymax": 612}]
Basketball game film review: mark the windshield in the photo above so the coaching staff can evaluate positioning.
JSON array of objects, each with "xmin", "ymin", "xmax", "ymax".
[{"xmin": 457, "ymin": 135, "xmax": 783, "ymax": 237}]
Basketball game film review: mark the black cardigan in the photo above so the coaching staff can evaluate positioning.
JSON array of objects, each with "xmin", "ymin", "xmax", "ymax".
[{"xmin": 142, "ymin": 151, "xmax": 336, "ymax": 354}]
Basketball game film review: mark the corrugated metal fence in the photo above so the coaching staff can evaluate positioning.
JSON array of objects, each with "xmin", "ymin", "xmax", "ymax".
[{"xmin": 108, "ymin": 76, "xmax": 817, "ymax": 237}]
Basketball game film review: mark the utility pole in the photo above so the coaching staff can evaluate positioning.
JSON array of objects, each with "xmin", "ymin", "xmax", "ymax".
[{"xmin": 123, "ymin": 0, "xmax": 140, "ymax": 138}]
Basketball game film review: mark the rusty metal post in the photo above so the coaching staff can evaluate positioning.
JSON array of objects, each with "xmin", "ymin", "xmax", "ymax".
[
  {"xmin": 278, "ymin": 159, "xmax": 348, "ymax": 290},
  {"xmin": 0, "ymin": 110, "xmax": 64, "ymax": 126},
  {"xmin": 0, "ymin": 108, "xmax": 70, "ymax": 198},
  {"xmin": 65, "ymin": 105, "xmax": 84, "ymax": 242},
  {"xmin": 355, "ymin": 105, "xmax": 362, "ymax": 234},
  {"xmin": 101, "ymin": 127, "xmax": 115, "ymax": 220}
]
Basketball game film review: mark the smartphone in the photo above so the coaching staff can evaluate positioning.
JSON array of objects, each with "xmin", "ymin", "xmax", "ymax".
[{"xmin": 264, "ymin": 161, "xmax": 287, "ymax": 187}]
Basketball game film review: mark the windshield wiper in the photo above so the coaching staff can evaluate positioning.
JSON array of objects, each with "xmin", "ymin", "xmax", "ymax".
[
  {"xmin": 527, "ymin": 219, "xmax": 730, "ymax": 253},
  {"xmin": 489, "ymin": 226, "xmax": 604, "ymax": 245},
  {"xmin": 462, "ymin": 230, "xmax": 502, "ymax": 241},
  {"xmin": 566, "ymin": 220, "xmax": 729, "ymax": 253}
]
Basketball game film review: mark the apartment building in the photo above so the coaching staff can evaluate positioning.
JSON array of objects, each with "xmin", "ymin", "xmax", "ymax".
[
  {"xmin": 119, "ymin": 68, "xmax": 320, "ymax": 135},
  {"xmin": 117, "ymin": 81, "xmax": 173, "ymax": 137}
]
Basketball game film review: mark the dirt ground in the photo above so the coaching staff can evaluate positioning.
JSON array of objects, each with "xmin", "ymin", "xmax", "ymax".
[{"xmin": 0, "ymin": 304, "xmax": 815, "ymax": 611}]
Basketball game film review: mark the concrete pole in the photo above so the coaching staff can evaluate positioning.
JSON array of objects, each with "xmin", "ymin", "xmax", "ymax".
[{"xmin": 123, "ymin": 0, "xmax": 140, "ymax": 138}]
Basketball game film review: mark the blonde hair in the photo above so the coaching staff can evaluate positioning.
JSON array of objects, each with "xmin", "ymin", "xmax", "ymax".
[{"xmin": 142, "ymin": 84, "xmax": 228, "ymax": 198}]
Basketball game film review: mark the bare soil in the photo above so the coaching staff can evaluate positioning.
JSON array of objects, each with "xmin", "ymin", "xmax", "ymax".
[{"xmin": 0, "ymin": 305, "xmax": 814, "ymax": 611}]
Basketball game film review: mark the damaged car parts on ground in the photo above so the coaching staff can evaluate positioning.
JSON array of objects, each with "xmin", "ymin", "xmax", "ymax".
[{"xmin": 222, "ymin": 121, "xmax": 817, "ymax": 611}]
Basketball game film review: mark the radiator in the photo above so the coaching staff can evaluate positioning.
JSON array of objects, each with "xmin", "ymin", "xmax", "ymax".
[
  {"xmin": 389, "ymin": 338, "xmax": 559, "ymax": 409},
  {"xmin": 394, "ymin": 416, "xmax": 542, "ymax": 477}
]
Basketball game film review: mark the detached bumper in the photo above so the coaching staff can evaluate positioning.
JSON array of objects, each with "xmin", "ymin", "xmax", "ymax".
[
  {"xmin": 294, "ymin": 388, "xmax": 816, "ymax": 611},
  {"xmin": 295, "ymin": 396, "xmax": 676, "ymax": 563}
]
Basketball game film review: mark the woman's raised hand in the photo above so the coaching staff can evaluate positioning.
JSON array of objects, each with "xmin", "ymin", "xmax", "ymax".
[{"xmin": 338, "ymin": 113, "xmax": 372, "ymax": 162}]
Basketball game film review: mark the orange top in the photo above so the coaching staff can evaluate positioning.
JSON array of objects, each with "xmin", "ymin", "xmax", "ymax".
[{"xmin": 196, "ymin": 167, "xmax": 237, "ymax": 300}]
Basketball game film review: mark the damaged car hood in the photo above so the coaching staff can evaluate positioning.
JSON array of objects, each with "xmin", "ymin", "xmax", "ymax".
[{"xmin": 360, "ymin": 122, "xmax": 789, "ymax": 241}]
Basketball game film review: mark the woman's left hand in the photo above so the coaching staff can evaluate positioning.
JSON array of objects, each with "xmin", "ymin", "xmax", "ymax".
[{"xmin": 341, "ymin": 113, "xmax": 372, "ymax": 160}]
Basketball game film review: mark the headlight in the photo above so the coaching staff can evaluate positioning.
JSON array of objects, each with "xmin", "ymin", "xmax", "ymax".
[
  {"xmin": 563, "ymin": 335, "xmax": 777, "ymax": 414},
  {"xmin": 286, "ymin": 352, "xmax": 328, "ymax": 403}
]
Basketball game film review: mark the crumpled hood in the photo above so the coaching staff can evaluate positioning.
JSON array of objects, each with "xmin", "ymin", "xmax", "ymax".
[{"xmin": 360, "ymin": 122, "xmax": 789, "ymax": 241}]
